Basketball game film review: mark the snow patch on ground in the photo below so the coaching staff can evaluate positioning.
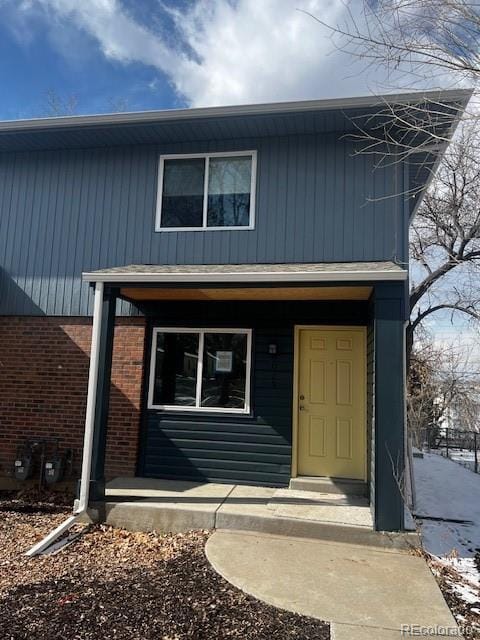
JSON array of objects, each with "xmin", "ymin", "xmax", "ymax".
[
  {"xmin": 443, "ymin": 449, "xmax": 478, "ymax": 475},
  {"xmin": 414, "ymin": 452, "xmax": 480, "ymax": 555},
  {"xmin": 413, "ymin": 453, "xmax": 480, "ymax": 627},
  {"xmin": 452, "ymin": 568, "xmax": 478, "ymax": 604}
]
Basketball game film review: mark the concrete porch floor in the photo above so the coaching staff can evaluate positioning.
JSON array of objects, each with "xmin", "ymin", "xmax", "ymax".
[{"xmin": 98, "ymin": 477, "xmax": 416, "ymax": 550}]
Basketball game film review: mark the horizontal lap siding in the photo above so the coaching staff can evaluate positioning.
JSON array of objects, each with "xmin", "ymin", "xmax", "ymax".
[
  {"xmin": 0, "ymin": 135, "xmax": 404, "ymax": 316},
  {"xmin": 139, "ymin": 300, "xmax": 369, "ymax": 487},
  {"xmin": 142, "ymin": 330, "xmax": 293, "ymax": 486}
]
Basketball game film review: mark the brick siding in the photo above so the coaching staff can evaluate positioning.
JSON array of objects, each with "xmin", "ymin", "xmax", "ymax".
[{"xmin": 0, "ymin": 316, "xmax": 146, "ymax": 481}]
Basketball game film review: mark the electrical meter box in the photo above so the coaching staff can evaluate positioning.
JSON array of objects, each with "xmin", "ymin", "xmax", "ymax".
[
  {"xmin": 44, "ymin": 458, "xmax": 65, "ymax": 484},
  {"xmin": 14, "ymin": 455, "xmax": 33, "ymax": 481}
]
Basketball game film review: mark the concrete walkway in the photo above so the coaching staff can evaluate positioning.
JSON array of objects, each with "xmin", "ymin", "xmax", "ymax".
[{"xmin": 205, "ymin": 530, "xmax": 460, "ymax": 639}]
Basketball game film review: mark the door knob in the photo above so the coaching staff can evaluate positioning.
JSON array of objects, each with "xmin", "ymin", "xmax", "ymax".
[{"xmin": 299, "ymin": 405, "xmax": 306, "ymax": 411}]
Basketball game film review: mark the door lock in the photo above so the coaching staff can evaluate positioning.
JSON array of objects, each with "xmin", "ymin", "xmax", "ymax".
[{"xmin": 299, "ymin": 395, "xmax": 305, "ymax": 400}]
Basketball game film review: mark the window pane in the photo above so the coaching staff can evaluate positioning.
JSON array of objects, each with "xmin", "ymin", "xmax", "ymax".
[
  {"xmin": 161, "ymin": 158, "xmax": 205, "ymax": 227},
  {"xmin": 207, "ymin": 156, "xmax": 252, "ymax": 227},
  {"xmin": 152, "ymin": 333, "xmax": 199, "ymax": 406},
  {"xmin": 201, "ymin": 333, "xmax": 248, "ymax": 409}
]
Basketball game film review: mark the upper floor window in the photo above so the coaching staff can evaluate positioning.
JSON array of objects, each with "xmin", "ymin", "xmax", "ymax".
[{"xmin": 156, "ymin": 151, "xmax": 257, "ymax": 231}]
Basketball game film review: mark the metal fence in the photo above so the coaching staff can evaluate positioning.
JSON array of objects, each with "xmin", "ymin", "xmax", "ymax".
[{"xmin": 423, "ymin": 426, "xmax": 479, "ymax": 474}]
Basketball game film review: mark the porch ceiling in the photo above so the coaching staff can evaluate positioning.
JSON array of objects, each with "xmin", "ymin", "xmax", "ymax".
[{"xmin": 120, "ymin": 285, "xmax": 373, "ymax": 301}]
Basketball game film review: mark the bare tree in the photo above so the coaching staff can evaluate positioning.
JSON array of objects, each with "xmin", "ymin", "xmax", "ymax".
[
  {"xmin": 308, "ymin": 1, "xmax": 480, "ymax": 86},
  {"xmin": 307, "ymin": 1, "xmax": 480, "ymax": 439},
  {"xmin": 408, "ymin": 119, "xmax": 480, "ymax": 360},
  {"xmin": 408, "ymin": 331, "xmax": 478, "ymax": 445},
  {"xmin": 37, "ymin": 90, "xmax": 131, "ymax": 118},
  {"xmin": 41, "ymin": 89, "xmax": 79, "ymax": 117},
  {"xmin": 300, "ymin": 0, "xmax": 477, "ymax": 203},
  {"xmin": 305, "ymin": 2, "xmax": 479, "ymax": 361},
  {"xmin": 107, "ymin": 97, "xmax": 131, "ymax": 113},
  {"xmin": 301, "ymin": 1, "xmax": 477, "ymax": 199}
]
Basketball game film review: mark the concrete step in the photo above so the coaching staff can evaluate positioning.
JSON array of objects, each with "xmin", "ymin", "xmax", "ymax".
[
  {"xmin": 96, "ymin": 499, "xmax": 415, "ymax": 551},
  {"xmin": 289, "ymin": 476, "xmax": 368, "ymax": 497},
  {"xmin": 95, "ymin": 479, "xmax": 418, "ymax": 551}
]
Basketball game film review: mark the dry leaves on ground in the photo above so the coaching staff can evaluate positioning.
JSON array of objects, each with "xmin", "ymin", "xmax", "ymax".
[{"xmin": 0, "ymin": 493, "xmax": 330, "ymax": 640}]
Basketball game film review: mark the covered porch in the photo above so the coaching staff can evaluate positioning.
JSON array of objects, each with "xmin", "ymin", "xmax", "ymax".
[{"xmin": 81, "ymin": 261, "xmax": 408, "ymax": 532}]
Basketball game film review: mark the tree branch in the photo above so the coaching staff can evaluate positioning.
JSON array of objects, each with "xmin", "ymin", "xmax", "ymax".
[{"xmin": 411, "ymin": 302, "xmax": 480, "ymax": 333}]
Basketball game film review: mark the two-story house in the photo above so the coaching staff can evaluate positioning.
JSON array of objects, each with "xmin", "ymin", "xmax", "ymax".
[{"xmin": 0, "ymin": 90, "xmax": 470, "ymax": 534}]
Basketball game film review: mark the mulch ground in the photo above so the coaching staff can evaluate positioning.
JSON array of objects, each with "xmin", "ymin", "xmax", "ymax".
[{"xmin": 0, "ymin": 492, "xmax": 330, "ymax": 640}]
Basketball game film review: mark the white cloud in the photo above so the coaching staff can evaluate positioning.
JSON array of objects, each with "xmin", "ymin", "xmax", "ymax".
[
  {"xmin": 11, "ymin": 0, "xmax": 416, "ymax": 107},
  {"xmin": 26, "ymin": 0, "xmax": 183, "ymax": 70},
  {"xmin": 168, "ymin": 0, "xmax": 377, "ymax": 106}
]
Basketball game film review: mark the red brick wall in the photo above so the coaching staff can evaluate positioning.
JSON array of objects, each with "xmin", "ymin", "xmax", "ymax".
[{"xmin": 0, "ymin": 316, "xmax": 146, "ymax": 480}]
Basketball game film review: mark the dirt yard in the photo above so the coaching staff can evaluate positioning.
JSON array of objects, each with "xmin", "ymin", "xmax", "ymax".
[{"xmin": 0, "ymin": 493, "xmax": 330, "ymax": 640}]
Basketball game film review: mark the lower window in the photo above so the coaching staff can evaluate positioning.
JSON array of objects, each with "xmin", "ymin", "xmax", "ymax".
[{"xmin": 148, "ymin": 328, "xmax": 252, "ymax": 413}]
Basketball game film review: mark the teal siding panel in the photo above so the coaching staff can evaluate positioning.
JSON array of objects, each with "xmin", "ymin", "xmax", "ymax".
[
  {"xmin": 373, "ymin": 283, "xmax": 405, "ymax": 531},
  {"xmin": 367, "ymin": 317, "xmax": 375, "ymax": 515},
  {"xmin": 0, "ymin": 135, "xmax": 405, "ymax": 316},
  {"xmin": 139, "ymin": 299, "xmax": 369, "ymax": 487}
]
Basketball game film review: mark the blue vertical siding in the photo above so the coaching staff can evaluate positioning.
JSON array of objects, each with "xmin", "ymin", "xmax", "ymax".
[{"xmin": 0, "ymin": 134, "xmax": 405, "ymax": 316}]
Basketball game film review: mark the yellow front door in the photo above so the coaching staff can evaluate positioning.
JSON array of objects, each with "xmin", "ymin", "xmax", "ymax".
[{"xmin": 296, "ymin": 327, "xmax": 366, "ymax": 480}]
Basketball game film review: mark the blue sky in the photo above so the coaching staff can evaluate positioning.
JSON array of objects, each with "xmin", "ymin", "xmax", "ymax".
[
  {"xmin": 0, "ymin": 0, "xmax": 433, "ymax": 120},
  {"xmin": 0, "ymin": 26, "xmax": 179, "ymax": 120},
  {"xmin": 0, "ymin": 1, "xmax": 183, "ymax": 119}
]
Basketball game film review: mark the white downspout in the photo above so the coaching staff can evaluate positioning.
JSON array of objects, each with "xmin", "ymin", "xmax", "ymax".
[
  {"xmin": 75, "ymin": 281, "xmax": 104, "ymax": 514},
  {"xmin": 26, "ymin": 282, "xmax": 105, "ymax": 556}
]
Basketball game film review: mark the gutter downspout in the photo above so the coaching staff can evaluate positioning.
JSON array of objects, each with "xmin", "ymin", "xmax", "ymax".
[{"xmin": 26, "ymin": 282, "xmax": 104, "ymax": 557}]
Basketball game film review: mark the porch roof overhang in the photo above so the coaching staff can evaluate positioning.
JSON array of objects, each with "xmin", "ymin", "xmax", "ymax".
[
  {"xmin": 83, "ymin": 261, "xmax": 407, "ymax": 285},
  {"xmin": 83, "ymin": 261, "xmax": 406, "ymax": 302}
]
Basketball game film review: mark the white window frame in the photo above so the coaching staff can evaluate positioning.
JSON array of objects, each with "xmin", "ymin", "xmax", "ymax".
[
  {"xmin": 155, "ymin": 150, "xmax": 257, "ymax": 232},
  {"xmin": 148, "ymin": 327, "xmax": 253, "ymax": 414}
]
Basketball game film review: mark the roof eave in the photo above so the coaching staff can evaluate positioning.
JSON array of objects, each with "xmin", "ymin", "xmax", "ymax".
[
  {"xmin": 409, "ymin": 90, "xmax": 471, "ymax": 219},
  {"xmin": 82, "ymin": 269, "xmax": 408, "ymax": 284},
  {"xmin": 0, "ymin": 88, "xmax": 473, "ymax": 134}
]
